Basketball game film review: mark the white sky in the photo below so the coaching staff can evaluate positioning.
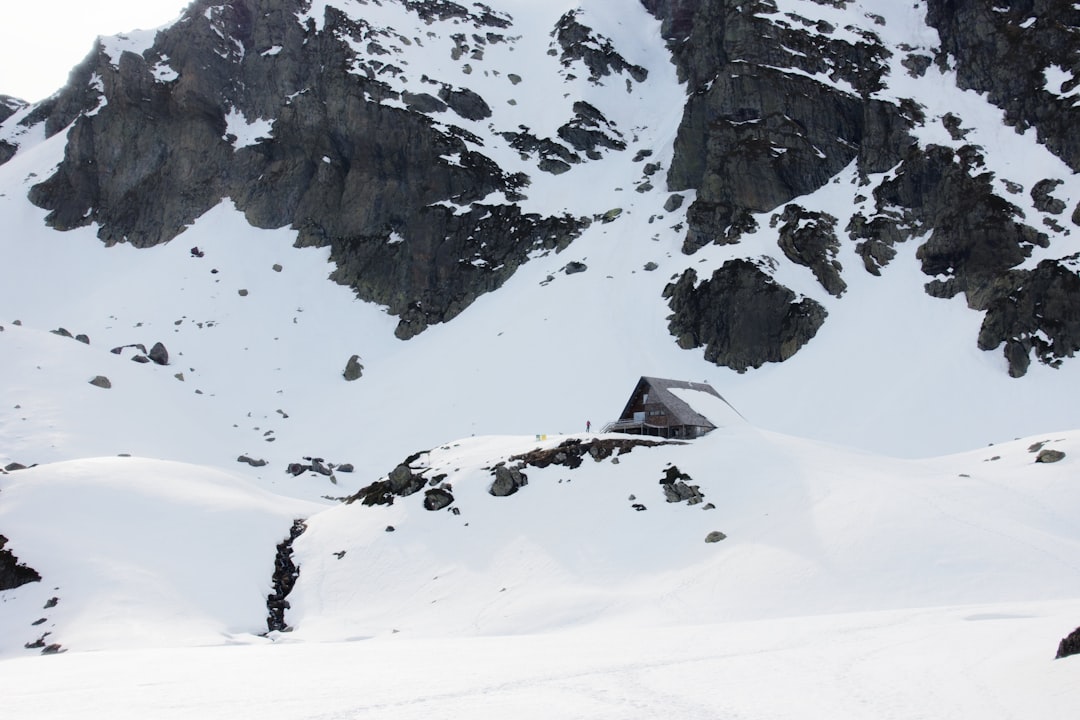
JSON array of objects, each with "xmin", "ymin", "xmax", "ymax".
[{"xmin": 0, "ymin": 1, "xmax": 187, "ymax": 103}]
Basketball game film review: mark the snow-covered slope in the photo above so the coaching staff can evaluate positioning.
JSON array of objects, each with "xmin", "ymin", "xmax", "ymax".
[
  {"xmin": 0, "ymin": 0, "xmax": 1079, "ymax": 716},
  {"xmin": 0, "ymin": 457, "xmax": 320, "ymax": 655}
]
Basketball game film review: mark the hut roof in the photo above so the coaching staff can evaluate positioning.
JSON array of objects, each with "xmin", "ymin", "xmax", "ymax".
[{"xmin": 618, "ymin": 376, "xmax": 737, "ymax": 429}]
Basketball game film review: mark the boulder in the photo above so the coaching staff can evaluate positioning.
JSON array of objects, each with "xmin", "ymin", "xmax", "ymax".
[
  {"xmin": 705, "ymin": 531, "xmax": 727, "ymax": 543},
  {"xmin": 489, "ymin": 464, "xmax": 528, "ymax": 497},
  {"xmin": 89, "ymin": 375, "xmax": 112, "ymax": 389},
  {"xmin": 148, "ymin": 341, "xmax": 169, "ymax": 366},
  {"xmin": 343, "ymin": 355, "xmax": 364, "ymax": 382},
  {"xmin": 423, "ymin": 488, "xmax": 455, "ymax": 511},
  {"xmin": 1036, "ymin": 449, "xmax": 1066, "ymax": 464}
]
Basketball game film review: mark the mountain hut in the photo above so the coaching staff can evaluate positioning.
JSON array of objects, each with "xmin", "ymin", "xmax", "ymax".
[{"xmin": 603, "ymin": 376, "xmax": 737, "ymax": 439}]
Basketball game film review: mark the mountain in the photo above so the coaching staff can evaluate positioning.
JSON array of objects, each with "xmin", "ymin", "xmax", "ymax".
[{"xmin": 1, "ymin": 1, "xmax": 1079, "ymax": 716}]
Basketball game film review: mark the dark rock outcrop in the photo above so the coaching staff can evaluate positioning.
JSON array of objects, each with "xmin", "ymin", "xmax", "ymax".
[
  {"xmin": 665, "ymin": 261, "xmax": 828, "ymax": 373},
  {"xmin": 856, "ymin": 143, "xmax": 1078, "ymax": 377},
  {"xmin": 266, "ymin": 518, "xmax": 306, "ymax": 633},
  {"xmin": 1057, "ymin": 626, "xmax": 1080, "ymax": 659},
  {"xmin": 643, "ymin": 0, "xmax": 912, "ymax": 252},
  {"xmin": 773, "ymin": 205, "xmax": 845, "ymax": 297},
  {"xmin": 0, "ymin": 534, "xmax": 42, "ymax": 591},
  {"xmin": 925, "ymin": 0, "xmax": 1080, "ymax": 172},
  {"xmin": 21, "ymin": 0, "xmax": 587, "ymax": 339},
  {"xmin": 660, "ymin": 465, "xmax": 705, "ymax": 505},
  {"xmin": 347, "ymin": 452, "xmax": 431, "ymax": 506},
  {"xmin": 552, "ymin": 10, "xmax": 648, "ymax": 84}
]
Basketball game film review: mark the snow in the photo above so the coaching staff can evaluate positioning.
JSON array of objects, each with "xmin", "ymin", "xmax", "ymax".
[
  {"xmin": 1, "ymin": 0, "xmax": 1080, "ymax": 716},
  {"xmin": 223, "ymin": 108, "xmax": 274, "ymax": 148}
]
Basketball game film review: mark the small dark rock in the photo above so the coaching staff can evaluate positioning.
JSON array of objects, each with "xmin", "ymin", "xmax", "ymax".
[
  {"xmin": 343, "ymin": 355, "xmax": 364, "ymax": 382},
  {"xmin": 74, "ymin": 334, "xmax": 90, "ymax": 344},
  {"xmin": 564, "ymin": 261, "xmax": 588, "ymax": 275},
  {"xmin": 131, "ymin": 355, "xmax": 150, "ymax": 364},
  {"xmin": 272, "ymin": 263, "xmax": 283, "ymax": 272},
  {"xmin": 1032, "ymin": 179, "xmax": 1067, "ymax": 215},
  {"xmin": 385, "ymin": 525, "xmax": 396, "ymax": 532},
  {"xmin": 664, "ymin": 194, "xmax": 685, "ymax": 212},
  {"xmin": 89, "ymin": 375, "xmax": 112, "ymax": 389},
  {"xmin": 705, "ymin": 531, "xmax": 727, "ymax": 543},
  {"xmin": 4, "ymin": 462, "xmax": 27, "ymax": 472},
  {"xmin": 51, "ymin": 328, "xmax": 73, "ymax": 338},
  {"xmin": 238, "ymin": 289, "xmax": 249, "ymax": 297},
  {"xmin": 336, "ymin": 463, "xmax": 355, "ymax": 473},
  {"xmin": 643, "ymin": 262, "xmax": 658, "ymax": 272},
  {"xmin": 44, "ymin": 597, "xmax": 58, "ymax": 609},
  {"xmin": 238, "ymin": 455, "xmax": 268, "ymax": 468},
  {"xmin": 286, "ymin": 463, "xmax": 309, "ymax": 476}
]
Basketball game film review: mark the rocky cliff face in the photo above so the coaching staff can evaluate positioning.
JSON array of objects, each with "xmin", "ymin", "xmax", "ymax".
[
  {"xmin": 643, "ymin": 0, "xmax": 1080, "ymax": 375},
  {"xmin": 14, "ymin": 0, "xmax": 592, "ymax": 338},
  {"xmin": 3, "ymin": 0, "xmax": 1079, "ymax": 374}
]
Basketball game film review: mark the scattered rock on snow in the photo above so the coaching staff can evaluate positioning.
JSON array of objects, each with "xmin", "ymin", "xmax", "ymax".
[
  {"xmin": 705, "ymin": 531, "xmax": 727, "ymax": 543},
  {"xmin": 238, "ymin": 455, "xmax": 268, "ymax": 468},
  {"xmin": 89, "ymin": 375, "xmax": 112, "ymax": 389}
]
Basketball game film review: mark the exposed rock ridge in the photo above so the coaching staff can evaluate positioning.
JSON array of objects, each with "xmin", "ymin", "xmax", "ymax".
[
  {"xmin": 267, "ymin": 518, "xmax": 306, "ymax": 633},
  {"xmin": 0, "ymin": 534, "xmax": 42, "ymax": 591}
]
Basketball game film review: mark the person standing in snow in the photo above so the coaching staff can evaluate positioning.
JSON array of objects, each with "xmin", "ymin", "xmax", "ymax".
[{"xmin": 586, "ymin": 420, "xmax": 591, "ymax": 433}]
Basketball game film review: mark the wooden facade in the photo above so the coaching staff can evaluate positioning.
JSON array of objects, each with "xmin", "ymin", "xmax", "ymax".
[{"xmin": 603, "ymin": 377, "xmax": 731, "ymax": 439}]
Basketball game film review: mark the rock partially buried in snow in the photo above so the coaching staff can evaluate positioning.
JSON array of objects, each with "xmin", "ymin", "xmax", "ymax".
[
  {"xmin": 237, "ymin": 455, "xmax": 268, "ymax": 468},
  {"xmin": 1036, "ymin": 449, "xmax": 1066, "ymax": 464},
  {"xmin": 705, "ymin": 531, "xmax": 727, "ymax": 543},
  {"xmin": 89, "ymin": 376, "xmax": 112, "ymax": 389},
  {"xmin": 1057, "ymin": 626, "xmax": 1080, "ymax": 659}
]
